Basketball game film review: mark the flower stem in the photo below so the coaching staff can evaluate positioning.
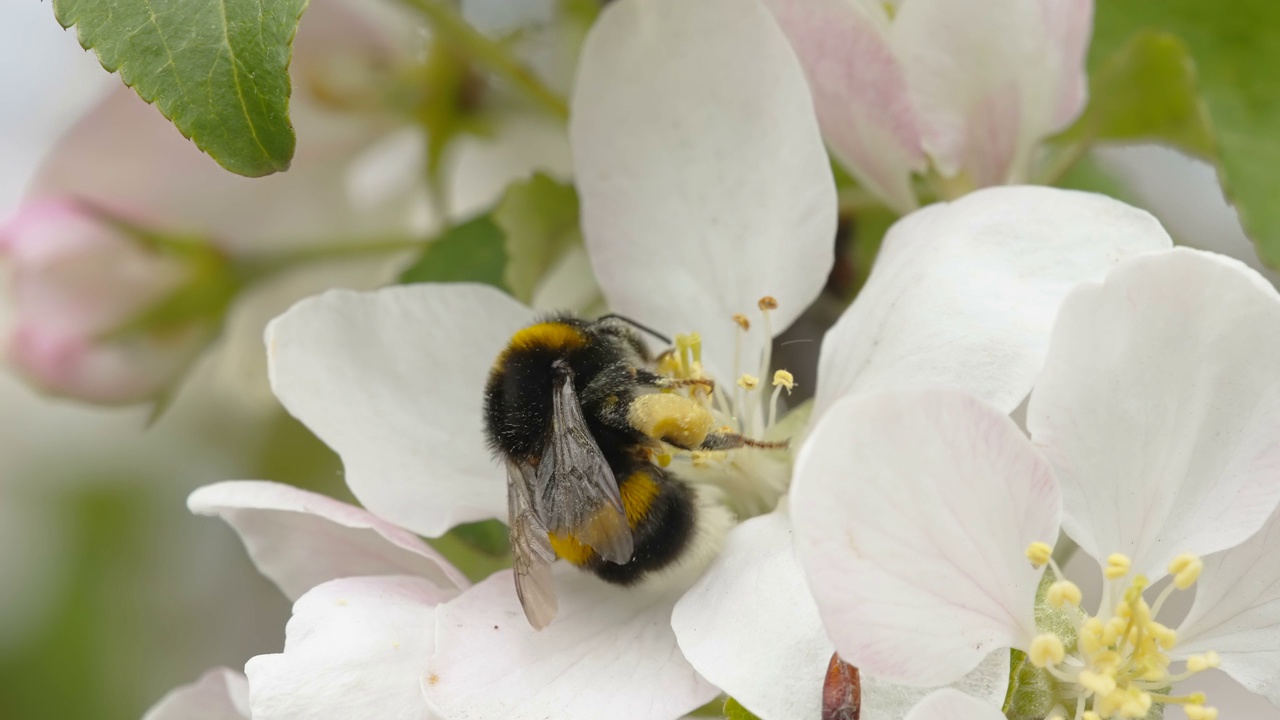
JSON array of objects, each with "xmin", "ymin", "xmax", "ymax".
[{"xmin": 399, "ymin": 0, "xmax": 570, "ymax": 122}]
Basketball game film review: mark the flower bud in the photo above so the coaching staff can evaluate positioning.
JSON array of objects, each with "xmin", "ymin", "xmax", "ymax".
[{"xmin": 1, "ymin": 199, "xmax": 224, "ymax": 405}]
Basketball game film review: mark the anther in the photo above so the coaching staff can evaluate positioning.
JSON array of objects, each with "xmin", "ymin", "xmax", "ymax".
[
  {"xmin": 772, "ymin": 369, "xmax": 794, "ymax": 393},
  {"xmin": 1026, "ymin": 541, "xmax": 1053, "ymax": 567},
  {"xmin": 1029, "ymin": 634, "xmax": 1065, "ymax": 667},
  {"xmin": 1185, "ymin": 705, "xmax": 1218, "ymax": 720},
  {"xmin": 1169, "ymin": 554, "xmax": 1203, "ymax": 589},
  {"xmin": 1105, "ymin": 553, "xmax": 1132, "ymax": 579},
  {"xmin": 757, "ymin": 296, "xmax": 778, "ymax": 311},
  {"xmin": 1078, "ymin": 670, "xmax": 1117, "ymax": 696},
  {"xmin": 733, "ymin": 314, "xmax": 751, "ymax": 331},
  {"xmin": 1047, "ymin": 580, "xmax": 1082, "ymax": 608},
  {"xmin": 737, "ymin": 374, "xmax": 759, "ymax": 391},
  {"xmin": 1186, "ymin": 652, "xmax": 1220, "ymax": 673}
]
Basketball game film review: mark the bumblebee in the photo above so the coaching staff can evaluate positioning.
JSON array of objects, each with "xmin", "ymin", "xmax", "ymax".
[{"xmin": 484, "ymin": 314, "xmax": 773, "ymax": 629}]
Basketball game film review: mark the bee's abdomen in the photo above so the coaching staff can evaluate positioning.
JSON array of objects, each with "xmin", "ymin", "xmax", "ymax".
[{"xmin": 549, "ymin": 464, "xmax": 696, "ymax": 585}]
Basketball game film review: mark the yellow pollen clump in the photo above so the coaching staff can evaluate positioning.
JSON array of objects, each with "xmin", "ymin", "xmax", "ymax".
[
  {"xmin": 1036, "ymin": 549, "xmax": 1222, "ymax": 719},
  {"xmin": 1105, "ymin": 553, "xmax": 1131, "ymax": 579},
  {"xmin": 1030, "ymin": 634, "xmax": 1065, "ymax": 667},
  {"xmin": 1169, "ymin": 554, "xmax": 1204, "ymax": 589},
  {"xmin": 737, "ymin": 374, "xmax": 760, "ymax": 391},
  {"xmin": 1185, "ymin": 705, "xmax": 1219, "ymax": 720},
  {"xmin": 1047, "ymin": 580, "xmax": 1082, "ymax": 607},
  {"xmin": 772, "ymin": 369, "xmax": 795, "ymax": 393},
  {"xmin": 757, "ymin": 296, "xmax": 778, "ymax": 311},
  {"xmin": 732, "ymin": 314, "xmax": 751, "ymax": 330},
  {"xmin": 1026, "ymin": 541, "xmax": 1053, "ymax": 567}
]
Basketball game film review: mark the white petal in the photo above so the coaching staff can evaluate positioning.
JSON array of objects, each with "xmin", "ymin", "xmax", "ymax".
[
  {"xmin": 902, "ymin": 689, "xmax": 1006, "ymax": 720},
  {"xmin": 763, "ymin": 0, "xmax": 924, "ymax": 213},
  {"xmin": 892, "ymin": 0, "xmax": 1092, "ymax": 184},
  {"xmin": 246, "ymin": 575, "xmax": 445, "ymax": 720},
  {"xmin": 672, "ymin": 510, "xmax": 833, "ymax": 720},
  {"xmin": 266, "ymin": 284, "xmax": 534, "ymax": 536},
  {"xmin": 1028, "ymin": 248, "xmax": 1280, "ymax": 578},
  {"xmin": 814, "ymin": 186, "xmax": 1171, "ymax": 420},
  {"xmin": 424, "ymin": 565, "xmax": 717, "ymax": 720},
  {"xmin": 188, "ymin": 480, "xmax": 467, "ymax": 600},
  {"xmin": 143, "ymin": 667, "xmax": 251, "ymax": 720},
  {"xmin": 572, "ymin": 0, "xmax": 837, "ymax": 380},
  {"xmin": 1175, "ymin": 507, "xmax": 1280, "ymax": 705},
  {"xmin": 673, "ymin": 509, "xmax": 1010, "ymax": 720},
  {"xmin": 792, "ymin": 389, "xmax": 1058, "ymax": 687}
]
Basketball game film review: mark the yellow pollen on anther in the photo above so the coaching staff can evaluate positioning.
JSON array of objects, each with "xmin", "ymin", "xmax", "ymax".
[
  {"xmin": 1105, "ymin": 553, "xmax": 1132, "ymax": 579},
  {"xmin": 732, "ymin": 314, "xmax": 751, "ymax": 331},
  {"xmin": 1185, "ymin": 705, "xmax": 1219, "ymax": 720},
  {"xmin": 1169, "ymin": 554, "xmax": 1204, "ymax": 589},
  {"xmin": 772, "ymin": 369, "xmax": 794, "ymax": 393},
  {"xmin": 757, "ymin": 296, "xmax": 778, "ymax": 311},
  {"xmin": 1082, "ymin": 713, "xmax": 1101, "ymax": 720},
  {"xmin": 1026, "ymin": 541, "xmax": 1053, "ymax": 567},
  {"xmin": 737, "ymin": 374, "xmax": 760, "ymax": 391},
  {"xmin": 1186, "ymin": 652, "xmax": 1220, "ymax": 672},
  {"xmin": 1030, "ymin": 634, "xmax": 1065, "ymax": 667},
  {"xmin": 1047, "ymin": 580, "xmax": 1082, "ymax": 607}
]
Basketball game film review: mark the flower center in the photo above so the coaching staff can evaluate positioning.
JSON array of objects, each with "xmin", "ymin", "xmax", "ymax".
[
  {"xmin": 1025, "ymin": 543, "xmax": 1221, "ymax": 720},
  {"xmin": 654, "ymin": 296, "xmax": 799, "ymax": 518}
]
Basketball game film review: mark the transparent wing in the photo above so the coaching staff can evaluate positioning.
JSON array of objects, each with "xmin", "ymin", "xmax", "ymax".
[
  {"xmin": 536, "ymin": 369, "xmax": 635, "ymax": 565},
  {"xmin": 506, "ymin": 458, "xmax": 558, "ymax": 630}
]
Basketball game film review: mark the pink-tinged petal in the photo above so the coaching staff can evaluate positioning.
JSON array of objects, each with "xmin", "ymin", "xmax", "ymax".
[
  {"xmin": 764, "ymin": 0, "xmax": 924, "ymax": 213},
  {"xmin": 266, "ymin": 284, "xmax": 534, "ymax": 536},
  {"xmin": 28, "ymin": 0, "xmax": 404, "ymax": 251},
  {"xmin": 188, "ymin": 480, "xmax": 467, "ymax": 600},
  {"xmin": 143, "ymin": 667, "xmax": 250, "ymax": 720},
  {"xmin": 572, "ymin": 0, "xmax": 836, "ymax": 381},
  {"xmin": 673, "ymin": 509, "xmax": 1010, "ymax": 720},
  {"xmin": 814, "ymin": 186, "xmax": 1171, "ymax": 420},
  {"xmin": 891, "ymin": 0, "xmax": 1093, "ymax": 185},
  {"xmin": 424, "ymin": 564, "xmax": 717, "ymax": 720},
  {"xmin": 1028, "ymin": 249, "xmax": 1280, "ymax": 579},
  {"xmin": 1174, "ymin": 508, "xmax": 1280, "ymax": 705},
  {"xmin": 792, "ymin": 389, "xmax": 1059, "ymax": 687},
  {"xmin": 902, "ymin": 689, "xmax": 1006, "ymax": 720},
  {"xmin": 246, "ymin": 575, "xmax": 445, "ymax": 720}
]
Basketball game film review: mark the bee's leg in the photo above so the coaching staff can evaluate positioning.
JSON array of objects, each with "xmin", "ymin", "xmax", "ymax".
[
  {"xmin": 631, "ymin": 368, "xmax": 715, "ymax": 394},
  {"xmin": 699, "ymin": 431, "xmax": 789, "ymax": 451}
]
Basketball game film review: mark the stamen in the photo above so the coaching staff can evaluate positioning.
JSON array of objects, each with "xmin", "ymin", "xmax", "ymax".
[
  {"xmin": 1169, "ymin": 554, "xmax": 1203, "ymax": 589},
  {"xmin": 1030, "ymin": 634, "xmax": 1066, "ymax": 667},
  {"xmin": 1185, "ymin": 652, "xmax": 1220, "ymax": 673},
  {"xmin": 755, "ymin": 297, "xmax": 777, "ymax": 438},
  {"xmin": 737, "ymin": 374, "xmax": 760, "ymax": 391},
  {"xmin": 1185, "ymin": 705, "xmax": 1218, "ymax": 720},
  {"xmin": 757, "ymin": 296, "xmax": 778, "ymax": 311},
  {"xmin": 1026, "ymin": 541, "xmax": 1053, "ymax": 567},
  {"xmin": 768, "ymin": 370, "xmax": 794, "ymax": 429},
  {"xmin": 732, "ymin": 314, "xmax": 751, "ymax": 331},
  {"xmin": 1105, "ymin": 554, "xmax": 1131, "ymax": 580},
  {"xmin": 1048, "ymin": 580, "xmax": 1083, "ymax": 608}
]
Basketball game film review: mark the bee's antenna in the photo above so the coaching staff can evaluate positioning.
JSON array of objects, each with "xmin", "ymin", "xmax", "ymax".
[{"xmin": 597, "ymin": 314, "xmax": 672, "ymax": 345}]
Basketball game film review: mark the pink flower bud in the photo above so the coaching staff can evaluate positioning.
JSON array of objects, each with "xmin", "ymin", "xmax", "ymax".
[{"xmin": 0, "ymin": 199, "xmax": 209, "ymax": 404}]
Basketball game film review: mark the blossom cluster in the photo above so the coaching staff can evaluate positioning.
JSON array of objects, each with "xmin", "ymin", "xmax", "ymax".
[{"xmin": 4, "ymin": 0, "xmax": 1279, "ymax": 719}]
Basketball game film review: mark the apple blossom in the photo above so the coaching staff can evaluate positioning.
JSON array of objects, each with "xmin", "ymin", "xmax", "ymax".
[
  {"xmin": 0, "ymin": 199, "xmax": 220, "ymax": 404},
  {"xmin": 251, "ymin": 0, "xmax": 1169, "ymax": 717},
  {"xmin": 142, "ymin": 667, "xmax": 250, "ymax": 720},
  {"xmin": 793, "ymin": 249, "xmax": 1280, "ymax": 719},
  {"xmin": 766, "ymin": 0, "xmax": 1092, "ymax": 212}
]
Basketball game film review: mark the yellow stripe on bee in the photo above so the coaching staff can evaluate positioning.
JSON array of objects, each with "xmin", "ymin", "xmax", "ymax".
[
  {"xmin": 548, "ymin": 532, "xmax": 595, "ymax": 567},
  {"xmin": 628, "ymin": 393, "xmax": 715, "ymax": 449},
  {"xmin": 620, "ymin": 470, "xmax": 661, "ymax": 529},
  {"xmin": 493, "ymin": 322, "xmax": 588, "ymax": 372},
  {"xmin": 547, "ymin": 471, "xmax": 661, "ymax": 565}
]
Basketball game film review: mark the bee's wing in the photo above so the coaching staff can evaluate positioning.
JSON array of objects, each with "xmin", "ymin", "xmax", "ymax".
[
  {"xmin": 536, "ymin": 369, "xmax": 635, "ymax": 565},
  {"xmin": 506, "ymin": 458, "xmax": 558, "ymax": 630}
]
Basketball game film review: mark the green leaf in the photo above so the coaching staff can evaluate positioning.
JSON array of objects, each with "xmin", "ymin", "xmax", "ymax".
[
  {"xmin": 1090, "ymin": 0, "xmax": 1280, "ymax": 266},
  {"xmin": 722, "ymin": 698, "xmax": 762, "ymax": 720},
  {"xmin": 494, "ymin": 174, "xmax": 582, "ymax": 303},
  {"xmin": 426, "ymin": 520, "xmax": 513, "ymax": 583},
  {"xmin": 399, "ymin": 215, "xmax": 510, "ymax": 289},
  {"xmin": 52, "ymin": 0, "xmax": 308, "ymax": 177},
  {"xmin": 1002, "ymin": 649, "xmax": 1057, "ymax": 720},
  {"xmin": 1059, "ymin": 30, "xmax": 1212, "ymax": 155}
]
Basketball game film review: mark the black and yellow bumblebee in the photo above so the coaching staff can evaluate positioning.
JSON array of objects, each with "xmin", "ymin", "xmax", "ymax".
[{"xmin": 484, "ymin": 314, "xmax": 774, "ymax": 629}]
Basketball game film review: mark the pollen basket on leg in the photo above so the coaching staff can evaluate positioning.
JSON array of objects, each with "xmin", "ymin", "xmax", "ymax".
[{"xmin": 1022, "ymin": 546, "xmax": 1222, "ymax": 720}]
